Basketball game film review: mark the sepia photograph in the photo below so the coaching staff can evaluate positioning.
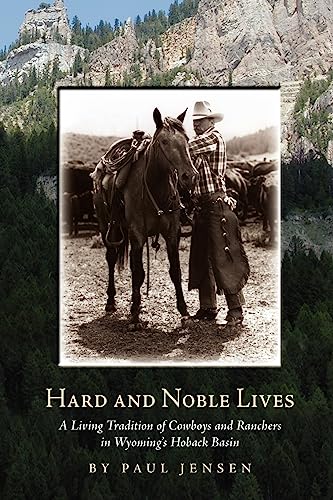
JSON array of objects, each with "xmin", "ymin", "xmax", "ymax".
[{"xmin": 59, "ymin": 87, "xmax": 280, "ymax": 367}]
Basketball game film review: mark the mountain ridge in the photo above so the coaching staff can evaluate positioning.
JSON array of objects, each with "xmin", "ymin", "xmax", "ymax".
[{"xmin": 0, "ymin": 0, "xmax": 332, "ymax": 164}]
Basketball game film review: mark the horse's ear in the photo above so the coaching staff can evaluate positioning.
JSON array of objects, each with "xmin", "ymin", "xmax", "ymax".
[
  {"xmin": 177, "ymin": 108, "xmax": 187, "ymax": 123},
  {"xmin": 153, "ymin": 108, "xmax": 163, "ymax": 129}
]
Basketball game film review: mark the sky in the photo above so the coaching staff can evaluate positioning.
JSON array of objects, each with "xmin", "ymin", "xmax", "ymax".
[
  {"xmin": 1, "ymin": 0, "xmax": 173, "ymax": 49},
  {"xmin": 59, "ymin": 88, "xmax": 280, "ymax": 142}
]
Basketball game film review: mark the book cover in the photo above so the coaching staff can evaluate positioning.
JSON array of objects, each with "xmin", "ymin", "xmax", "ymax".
[{"xmin": 1, "ymin": 1, "xmax": 333, "ymax": 499}]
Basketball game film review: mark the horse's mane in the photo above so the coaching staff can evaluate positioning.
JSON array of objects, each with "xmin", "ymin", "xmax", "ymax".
[{"xmin": 163, "ymin": 117, "xmax": 189, "ymax": 140}]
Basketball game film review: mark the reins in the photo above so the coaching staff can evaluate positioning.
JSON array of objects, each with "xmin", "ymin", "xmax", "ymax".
[
  {"xmin": 143, "ymin": 134, "xmax": 181, "ymax": 217},
  {"xmin": 142, "ymin": 124, "xmax": 183, "ymax": 296}
]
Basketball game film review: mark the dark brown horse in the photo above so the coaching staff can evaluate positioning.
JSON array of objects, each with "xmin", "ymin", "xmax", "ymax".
[{"xmin": 94, "ymin": 108, "xmax": 198, "ymax": 328}]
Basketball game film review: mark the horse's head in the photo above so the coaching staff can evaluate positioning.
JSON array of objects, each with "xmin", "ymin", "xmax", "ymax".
[{"xmin": 151, "ymin": 108, "xmax": 198, "ymax": 192}]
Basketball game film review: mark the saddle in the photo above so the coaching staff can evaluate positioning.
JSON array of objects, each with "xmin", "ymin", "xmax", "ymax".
[{"xmin": 90, "ymin": 131, "xmax": 151, "ymax": 246}]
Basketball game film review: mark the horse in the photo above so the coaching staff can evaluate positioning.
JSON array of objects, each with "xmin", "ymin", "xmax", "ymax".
[{"xmin": 93, "ymin": 107, "xmax": 198, "ymax": 329}]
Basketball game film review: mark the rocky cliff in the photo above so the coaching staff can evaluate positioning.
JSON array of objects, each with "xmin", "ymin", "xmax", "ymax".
[
  {"xmin": 280, "ymin": 80, "xmax": 303, "ymax": 160},
  {"xmin": 0, "ymin": 0, "xmax": 85, "ymax": 85},
  {"xmin": 3, "ymin": 0, "xmax": 332, "ymax": 87},
  {"xmin": 87, "ymin": 20, "xmax": 140, "ymax": 85},
  {"xmin": 189, "ymin": 0, "xmax": 333, "ymax": 85},
  {"xmin": 314, "ymin": 81, "xmax": 333, "ymax": 116},
  {"xmin": 87, "ymin": 17, "xmax": 197, "ymax": 85},
  {"xmin": 284, "ymin": 76, "xmax": 333, "ymax": 165},
  {"xmin": 0, "ymin": 41, "xmax": 87, "ymax": 85},
  {"xmin": 191, "ymin": 0, "xmax": 289, "ymax": 85},
  {"xmin": 313, "ymin": 80, "xmax": 333, "ymax": 165},
  {"xmin": 1, "ymin": 0, "xmax": 332, "ymax": 163},
  {"xmin": 73, "ymin": 0, "xmax": 333, "ymax": 88},
  {"xmin": 19, "ymin": 0, "xmax": 71, "ymax": 43},
  {"xmin": 160, "ymin": 17, "xmax": 196, "ymax": 71}
]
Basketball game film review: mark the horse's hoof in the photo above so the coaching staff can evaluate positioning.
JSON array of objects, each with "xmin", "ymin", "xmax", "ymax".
[
  {"xmin": 181, "ymin": 315, "xmax": 193, "ymax": 328},
  {"xmin": 105, "ymin": 303, "xmax": 116, "ymax": 313}
]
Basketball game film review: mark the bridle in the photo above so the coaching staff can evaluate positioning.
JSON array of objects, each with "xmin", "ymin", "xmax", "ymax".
[
  {"xmin": 143, "ymin": 125, "xmax": 183, "ymax": 217},
  {"xmin": 142, "ymin": 121, "xmax": 187, "ymax": 295}
]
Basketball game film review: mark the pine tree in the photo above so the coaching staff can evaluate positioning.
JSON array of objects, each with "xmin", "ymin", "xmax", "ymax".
[
  {"xmin": 114, "ymin": 18, "xmax": 120, "ymax": 32},
  {"xmin": 72, "ymin": 52, "xmax": 83, "ymax": 76},
  {"xmin": 229, "ymin": 474, "xmax": 263, "ymax": 500},
  {"xmin": 268, "ymin": 445, "xmax": 300, "ymax": 499},
  {"xmin": 50, "ymin": 55, "xmax": 62, "ymax": 85}
]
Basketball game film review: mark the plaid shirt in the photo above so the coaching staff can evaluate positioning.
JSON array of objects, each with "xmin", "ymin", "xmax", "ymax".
[{"xmin": 189, "ymin": 127, "xmax": 227, "ymax": 195}]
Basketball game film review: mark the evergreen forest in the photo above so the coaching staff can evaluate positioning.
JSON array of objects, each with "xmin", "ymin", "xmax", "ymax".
[{"xmin": 0, "ymin": 118, "xmax": 333, "ymax": 498}]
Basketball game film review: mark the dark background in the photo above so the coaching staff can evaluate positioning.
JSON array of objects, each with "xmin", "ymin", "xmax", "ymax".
[{"xmin": 1, "ymin": 123, "xmax": 333, "ymax": 499}]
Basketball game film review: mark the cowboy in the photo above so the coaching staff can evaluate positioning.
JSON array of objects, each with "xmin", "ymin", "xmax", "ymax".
[{"xmin": 188, "ymin": 101, "xmax": 250, "ymax": 327}]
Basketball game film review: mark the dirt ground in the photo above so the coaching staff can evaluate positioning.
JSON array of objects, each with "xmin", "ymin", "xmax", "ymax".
[{"xmin": 60, "ymin": 223, "xmax": 280, "ymax": 367}]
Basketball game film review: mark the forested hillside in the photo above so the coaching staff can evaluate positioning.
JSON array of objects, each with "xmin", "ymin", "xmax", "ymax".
[
  {"xmin": 1, "ymin": 125, "xmax": 333, "ymax": 498},
  {"xmin": 282, "ymin": 156, "xmax": 333, "ymax": 215}
]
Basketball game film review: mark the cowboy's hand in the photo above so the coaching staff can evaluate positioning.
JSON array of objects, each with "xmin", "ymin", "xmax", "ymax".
[{"xmin": 224, "ymin": 195, "xmax": 237, "ymax": 211}]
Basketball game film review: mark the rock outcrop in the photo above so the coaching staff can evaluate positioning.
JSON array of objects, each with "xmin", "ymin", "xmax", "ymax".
[
  {"xmin": 273, "ymin": 0, "xmax": 333, "ymax": 77},
  {"xmin": 191, "ymin": 0, "xmax": 288, "ymax": 85},
  {"xmin": 0, "ymin": 42, "xmax": 87, "ymax": 85},
  {"xmin": 170, "ymin": 71, "xmax": 200, "ymax": 86},
  {"xmin": 160, "ymin": 17, "xmax": 196, "ymax": 71},
  {"xmin": 87, "ymin": 17, "xmax": 198, "ymax": 84},
  {"xmin": 314, "ymin": 81, "xmax": 333, "ymax": 116},
  {"xmin": 327, "ymin": 140, "xmax": 333, "ymax": 166},
  {"xmin": 280, "ymin": 80, "xmax": 303, "ymax": 161},
  {"xmin": 19, "ymin": 0, "xmax": 71, "ymax": 43},
  {"xmin": 0, "ymin": 1, "xmax": 85, "ymax": 85},
  {"xmin": 280, "ymin": 77, "xmax": 333, "ymax": 164},
  {"xmin": 190, "ymin": 0, "xmax": 333, "ymax": 85},
  {"xmin": 36, "ymin": 174, "xmax": 57, "ymax": 203},
  {"xmin": 313, "ymin": 81, "xmax": 333, "ymax": 165},
  {"xmin": 87, "ymin": 20, "xmax": 140, "ymax": 85}
]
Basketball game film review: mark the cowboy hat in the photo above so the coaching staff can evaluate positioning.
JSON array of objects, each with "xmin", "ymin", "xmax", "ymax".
[{"xmin": 192, "ymin": 101, "xmax": 223, "ymax": 122}]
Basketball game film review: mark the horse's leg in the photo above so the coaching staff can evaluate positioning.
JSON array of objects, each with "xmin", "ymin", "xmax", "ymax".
[
  {"xmin": 165, "ymin": 235, "xmax": 189, "ymax": 318},
  {"xmin": 105, "ymin": 246, "xmax": 117, "ymax": 313},
  {"xmin": 71, "ymin": 195, "xmax": 79, "ymax": 237},
  {"xmin": 93, "ymin": 191, "xmax": 117, "ymax": 312},
  {"xmin": 129, "ymin": 242, "xmax": 145, "ymax": 327}
]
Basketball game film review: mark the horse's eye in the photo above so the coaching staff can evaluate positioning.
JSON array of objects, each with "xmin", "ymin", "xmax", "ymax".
[{"xmin": 161, "ymin": 138, "xmax": 168, "ymax": 145}]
